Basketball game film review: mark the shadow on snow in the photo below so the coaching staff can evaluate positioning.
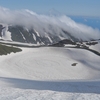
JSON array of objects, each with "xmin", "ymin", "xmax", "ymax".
[{"xmin": 0, "ymin": 77, "xmax": 100, "ymax": 94}]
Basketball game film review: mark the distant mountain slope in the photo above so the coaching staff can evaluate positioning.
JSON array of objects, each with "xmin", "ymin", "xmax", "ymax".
[
  {"xmin": 0, "ymin": 24, "xmax": 79, "ymax": 45},
  {"xmin": 1, "ymin": 24, "xmax": 99, "ymax": 45},
  {"xmin": 0, "ymin": 23, "xmax": 100, "ymax": 56}
]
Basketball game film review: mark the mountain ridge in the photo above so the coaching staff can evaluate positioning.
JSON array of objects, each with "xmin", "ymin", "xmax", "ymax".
[{"xmin": 1, "ymin": 24, "xmax": 99, "ymax": 46}]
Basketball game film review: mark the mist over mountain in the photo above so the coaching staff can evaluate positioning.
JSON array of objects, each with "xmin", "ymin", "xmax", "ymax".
[{"xmin": 0, "ymin": 6, "xmax": 100, "ymax": 44}]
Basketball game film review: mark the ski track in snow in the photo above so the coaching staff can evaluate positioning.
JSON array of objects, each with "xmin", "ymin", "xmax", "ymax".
[{"xmin": 0, "ymin": 47, "xmax": 100, "ymax": 99}]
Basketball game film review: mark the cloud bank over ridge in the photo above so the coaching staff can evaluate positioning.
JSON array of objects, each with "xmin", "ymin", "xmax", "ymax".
[{"xmin": 0, "ymin": 6, "xmax": 100, "ymax": 40}]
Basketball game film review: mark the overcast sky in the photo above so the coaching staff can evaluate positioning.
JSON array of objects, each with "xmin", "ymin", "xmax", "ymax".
[{"xmin": 0, "ymin": 0, "xmax": 100, "ymax": 17}]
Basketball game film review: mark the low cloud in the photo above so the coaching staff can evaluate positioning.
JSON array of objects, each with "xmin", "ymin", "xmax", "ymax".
[{"xmin": 0, "ymin": 6, "xmax": 100, "ymax": 40}]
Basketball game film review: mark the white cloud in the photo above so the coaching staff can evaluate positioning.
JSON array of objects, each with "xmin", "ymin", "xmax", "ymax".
[{"xmin": 0, "ymin": 6, "xmax": 100, "ymax": 40}]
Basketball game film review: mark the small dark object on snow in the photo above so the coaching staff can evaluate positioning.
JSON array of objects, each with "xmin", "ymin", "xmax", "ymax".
[{"xmin": 72, "ymin": 63, "xmax": 77, "ymax": 66}]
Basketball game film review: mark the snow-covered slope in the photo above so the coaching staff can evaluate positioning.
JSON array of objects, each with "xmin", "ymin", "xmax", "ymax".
[
  {"xmin": 1, "ymin": 47, "xmax": 100, "ymax": 80},
  {"xmin": 0, "ymin": 46, "xmax": 100, "ymax": 99}
]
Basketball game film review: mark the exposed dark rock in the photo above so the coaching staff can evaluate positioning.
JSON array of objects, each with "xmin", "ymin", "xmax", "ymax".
[
  {"xmin": 72, "ymin": 63, "xmax": 77, "ymax": 66},
  {"xmin": 50, "ymin": 39, "xmax": 76, "ymax": 47},
  {"xmin": 0, "ymin": 25, "xmax": 5, "ymax": 37},
  {"xmin": 86, "ymin": 41, "xmax": 98, "ymax": 45}
]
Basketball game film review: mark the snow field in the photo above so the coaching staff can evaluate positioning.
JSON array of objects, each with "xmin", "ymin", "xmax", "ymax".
[{"xmin": 0, "ymin": 47, "xmax": 100, "ymax": 99}]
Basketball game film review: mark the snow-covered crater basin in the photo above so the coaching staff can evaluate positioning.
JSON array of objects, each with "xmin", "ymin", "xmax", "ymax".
[
  {"xmin": 0, "ymin": 47, "xmax": 100, "ymax": 99},
  {"xmin": 0, "ymin": 47, "xmax": 100, "ymax": 81}
]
